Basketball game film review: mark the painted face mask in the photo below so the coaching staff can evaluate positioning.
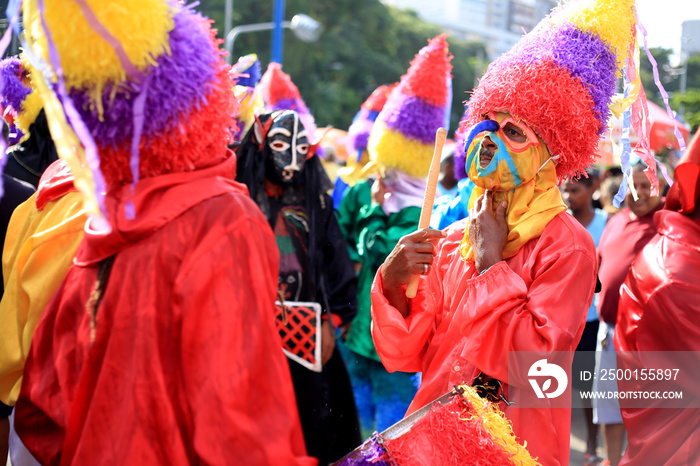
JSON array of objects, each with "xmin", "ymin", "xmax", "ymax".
[
  {"xmin": 463, "ymin": 111, "xmax": 549, "ymax": 192},
  {"xmin": 264, "ymin": 110, "xmax": 310, "ymax": 185},
  {"xmin": 459, "ymin": 111, "xmax": 566, "ymax": 262}
]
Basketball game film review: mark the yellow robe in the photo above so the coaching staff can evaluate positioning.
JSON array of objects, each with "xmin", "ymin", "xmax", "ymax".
[{"xmin": 0, "ymin": 190, "xmax": 86, "ymax": 405}]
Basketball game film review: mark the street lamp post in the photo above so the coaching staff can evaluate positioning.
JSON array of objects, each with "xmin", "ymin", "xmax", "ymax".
[
  {"xmin": 272, "ymin": 0, "xmax": 286, "ymax": 64},
  {"xmin": 224, "ymin": 0, "xmax": 233, "ymax": 44},
  {"xmin": 225, "ymin": 14, "xmax": 322, "ymax": 65}
]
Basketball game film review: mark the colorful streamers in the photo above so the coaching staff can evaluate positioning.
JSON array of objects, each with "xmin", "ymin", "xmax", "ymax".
[
  {"xmin": 626, "ymin": 38, "xmax": 658, "ymax": 196},
  {"xmin": 636, "ymin": 10, "xmax": 686, "ymax": 154},
  {"xmin": 125, "ymin": 74, "xmax": 151, "ymax": 219},
  {"xmin": 613, "ymin": 10, "xmax": 683, "ymax": 206},
  {"xmin": 614, "ymin": 66, "xmax": 634, "ymax": 208},
  {"xmin": 38, "ymin": 0, "xmax": 110, "ymax": 225},
  {"xmin": 34, "ymin": 0, "xmax": 111, "ymax": 230}
]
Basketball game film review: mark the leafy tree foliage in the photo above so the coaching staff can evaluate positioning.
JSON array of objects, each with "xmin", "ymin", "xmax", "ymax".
[
  {"xmin": 640, "ymin": 47, "xmax": 700, "ymax": 132},
  {"xmin": 673, "ymin": 89, "xmax": 700, "ymax": 132},
  {"xmin": 196, "ymin": 0, "xmax": 485, "ymax": 132}
]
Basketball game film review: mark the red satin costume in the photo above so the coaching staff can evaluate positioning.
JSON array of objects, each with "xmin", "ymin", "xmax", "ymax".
[
  {"xmin": 15, "ymin": 156, "xmax": 316, "ymax": 466},
  {"xmin": 615, "ymin": 133, "xmax": 700, "ymax": 466},
  {"xmin": 371, "ymin": 212, "xmax": 597, "ymax": 465}
]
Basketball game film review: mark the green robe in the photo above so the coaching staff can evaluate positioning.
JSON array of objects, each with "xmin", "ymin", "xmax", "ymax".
[{"xmin": 337, "ymin": 179, "xmax": 420, "ymax": 361}]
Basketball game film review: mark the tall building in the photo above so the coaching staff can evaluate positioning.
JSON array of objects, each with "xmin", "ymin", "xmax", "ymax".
[
  {"xmin": 382, "ymin": 0, "xmax": 556, "ymax": 59},
  {"xmin": 681, "ymin": 20, "xmax": 700, "ymax": 57}
]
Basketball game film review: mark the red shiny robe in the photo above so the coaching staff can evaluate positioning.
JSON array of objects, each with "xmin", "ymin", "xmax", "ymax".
[
  {"xmin": 15, "ymin": 156, "xmax": 316, "ymax": 466},
  {"xmin": 371, "ymin": 213, "xmax": 597, "ymax": 465},
  {"xmin": 615, "ymin": 210, "xmax": 700, "ymax": 466}
]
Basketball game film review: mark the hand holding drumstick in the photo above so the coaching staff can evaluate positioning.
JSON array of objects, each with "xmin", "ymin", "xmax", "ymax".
[{"xmin": 379, "ymin": 127, "xmax": 447, "ymax": 316}]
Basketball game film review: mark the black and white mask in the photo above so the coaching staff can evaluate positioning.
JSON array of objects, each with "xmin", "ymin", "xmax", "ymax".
[{"xmin": 260, "ymin": 110, "xmax": 309, "ymax": 185}]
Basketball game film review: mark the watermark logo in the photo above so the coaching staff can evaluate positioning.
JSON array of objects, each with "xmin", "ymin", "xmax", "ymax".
[
  {"xmin": 528, "ymin": 359, "xmax": 568, "ymax": 399},
  {"xmin": 509, "ymin": 351, "xmax": 697, "ymax": 408}
]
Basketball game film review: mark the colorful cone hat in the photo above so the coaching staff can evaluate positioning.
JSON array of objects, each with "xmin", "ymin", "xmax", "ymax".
[
  {"xmin": 259, "ymin": 62, "xmax": 317, "ymax": 146},
  {"xmin": 0, "ymin": 57, "xmax": 30, "ymax": 125},
  {"xmin": 21, "ymin": 0, "xmax": 237, "ymax": 223},
  {"xmin": 368, "ymin": 34, "xmax": 453, "ymax": 179},
  {"xmin": 338, "ymin": 83, "xmax": 396, "ymax": 186},
  {"xmin": 231, "ymin": 54, "xmax": 263, "ymax": 142},
  {"xmin": 0, "ymin": 56, "xmax": 43, "ymax": 141},
  {"xmin": 465, "ymin": 0, "xmax": 639, "ymax": 180},
  {"xmin": 346, "ymin": 83, "xmax": 397, "ymax": 160}
]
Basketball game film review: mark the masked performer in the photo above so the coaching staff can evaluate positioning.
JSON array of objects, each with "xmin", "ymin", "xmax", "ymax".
[
  {"xmin": 13, "ymin": 1, "xmax": 313, "ymax": 464},
  {"xmin": 0, "ymin": 57, "xmax": 57, "ymax": 188},
  {"xmin": 334, "ymin": 83, "xmax": 396, "ymax": 280},
  {"xmin": 236, "ymin": 106, "xmax": 361, "ymax": 464},
  {"xmin": 370, "ymin": 0, "xmax": 650, "ymax": 464},
  {"xmin": 0, "ymin": 55, "xmax": 86, "ymax": 414},
  {"xmin": 230, "ymin": 53, "xmax": 263, "ymax": 143},
  {"xmin": 332, "ymin": 83, "xmax": 396, "ymax": 210},
  {"xmin": 0, "ymin": 159, "xmax": 85, "ymax": 465},
  {"xmin": 338, "ymin": 34, "xmax": 452, "ymax": 436}
]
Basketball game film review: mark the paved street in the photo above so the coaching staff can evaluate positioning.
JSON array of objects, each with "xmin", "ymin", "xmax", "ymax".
[{"xmin": 570, "ymin": 388, "xmax": 618, "ymax": 466}]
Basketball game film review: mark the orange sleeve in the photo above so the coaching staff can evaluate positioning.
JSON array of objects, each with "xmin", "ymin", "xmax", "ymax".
[
  {"xmin": 457, "ymin": 249, "xmax": 595, "ymax": 386},
  {"xmin": 370, "ymin": 267, "xmax": 441, "ymax": 373}
]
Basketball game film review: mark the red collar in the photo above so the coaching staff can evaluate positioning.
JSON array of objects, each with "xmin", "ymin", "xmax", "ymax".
[
  {"xmin": 35, "ymin": 159, "xmax": 78, "ymax": 210},
  {"xmin": 75, "ymin": 153, "xmax": 246, "ymax": 265}
]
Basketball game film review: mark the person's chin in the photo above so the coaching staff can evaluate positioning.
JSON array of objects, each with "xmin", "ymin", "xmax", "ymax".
[
  {"xmin": 270, "ymin": 172, "xmax": 299, "ymax": 185},
  {"xmin": 630, "ymin": 204, "xmax": 652, "ymax": 218}
]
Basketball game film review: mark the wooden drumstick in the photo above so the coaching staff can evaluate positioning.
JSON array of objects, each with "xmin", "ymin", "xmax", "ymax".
[{"xmin": 405, "ymin": 127, "xmax": 447, "ymax": 298}]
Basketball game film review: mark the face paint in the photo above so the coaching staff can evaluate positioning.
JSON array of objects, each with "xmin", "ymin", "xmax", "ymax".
[
  {"xmin": 264, "ymin": 110, "xmax": 310, "ymax": 185},
  {"xmin": 463, "ymin": 112, "xmax": 550, "ymax": 192},
  {"xmin": 484, "ymin": 111, "xmax": 540, "ymax": 153}
]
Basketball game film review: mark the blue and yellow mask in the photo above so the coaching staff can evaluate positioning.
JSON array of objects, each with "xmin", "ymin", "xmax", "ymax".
[{"xmin": 459, "ymin": 112, "xmax": 567, "ymax": 261}]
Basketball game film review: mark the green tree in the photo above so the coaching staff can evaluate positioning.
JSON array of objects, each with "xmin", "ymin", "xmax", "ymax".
[
  {"xmin": 683, "ymin": 55, "xmax": 700, "ymax": 91},
  {"xmin": 672, "ymin": 89, "xmax": 700, "ymax": 132},
  {"xmin": 196, "ymin": 0, "xmax": 485, "ymax": 133},
  {"xmin": 639, "ymin": 48, "xmax": 700, "ymax": 132},
  {"xmin": 639, "ymin": 47, "xmax": 678, "ymax": 106},
  {"xmin": 673, "ymin": 55, "xmax": 700, "ymax": 132}
]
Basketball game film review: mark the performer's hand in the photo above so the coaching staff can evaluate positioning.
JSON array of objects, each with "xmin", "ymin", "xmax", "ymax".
[
  {"xmin": 380, "ymin": 228, "xmax": 447, "ymax": 316},
  {"xmin": 371, "ymin": 177, "xmax": 389, "ymax": 206},
  {"xmin": 321, "ymin": 320, "xmax": 336, "ymax": 366},
  {"xmin": 468, "ymin": 190, "xmax": 508, "ymax": 274}
]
